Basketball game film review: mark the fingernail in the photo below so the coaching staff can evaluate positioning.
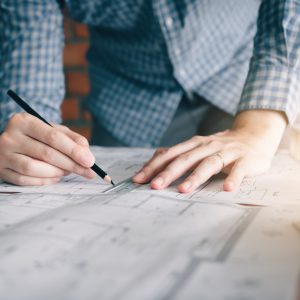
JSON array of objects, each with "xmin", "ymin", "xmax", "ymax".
[
  {"xmin": 134, "ymin": 172, "xmax": 145, "ymax": 181},
  {"xmin": 181, "ymin": 181, "xmax": 191, "ymax": 191},
  {"xmin": 153, "ymin": 177, "xmax": 164, "ymax": 187},
  {"xmin": 226, "ymin": 180, "xmax": 235, "ymax": 191},
  {"xmin": 82, "ymin": 151, "xmax": 94, "ymax": 166}
]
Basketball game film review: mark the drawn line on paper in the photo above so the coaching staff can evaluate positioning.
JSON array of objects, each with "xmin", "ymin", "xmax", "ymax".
[
  {"xmin": 103, "ymin": 178, "xmax": 141, "ymax": 194},
  {"xmin": 216, "ymin": 208, "xmax": 260, "ymax": 262}
]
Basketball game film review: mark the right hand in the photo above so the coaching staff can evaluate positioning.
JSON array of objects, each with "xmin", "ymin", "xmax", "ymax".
[{"xmin": 0, "ymin": 112, "xmax": 96, "ymax": 186}]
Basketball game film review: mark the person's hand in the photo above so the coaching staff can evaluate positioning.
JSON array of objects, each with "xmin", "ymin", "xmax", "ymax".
[
  {"xmin": 133, "ymin": 110, "xmax": 287, "ymax": 193},
  {"xmin": 0, "ymin": 112, "xmax": 96, "ymax": 185}
]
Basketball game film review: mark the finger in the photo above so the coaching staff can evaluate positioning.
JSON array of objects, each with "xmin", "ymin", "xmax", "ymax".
[
  {"xmin": 133, "ymin": 136, "xmax": 208, "ymax": 183},
  {"xmin": 223, "ymin": 160, "xmax": 246, "ymax": 192},
  {"xmin": 1, "ymin": 169, "xmax": 61, "ymax": 186},
  {"xmin": 140, "ymin": 147, "xmax": 168, "ymax": 169},
  {"xmin": 178, "ymin": 149, "xmax": 242, "ymax": 193},
  {"xmin": 213, "ymin": 130, "xmax": 230, "ymax": 137},
  {"xmin": 23, "ymin": 116, "xmax": 94, "ymax": 167},
  {"xmin": 53, "ymin": 125, "xmax": 89, "ymax": 147},
  {"xmin": 150, "ymin": 144, "xmax": 223, "ymax": 190},
  {"xmin": 13, "ymin": 134, "xmax": 95, "ymax": 179},
  {"xmin": 5, "ymin": 153, "xmax": 65, "ymax": 178}
]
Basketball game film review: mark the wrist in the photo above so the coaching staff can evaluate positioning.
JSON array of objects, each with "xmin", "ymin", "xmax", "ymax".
[
  {"xmin": 233, "ymin": 109, "xmax": 287, "ymax": 132},
  {"xmin": 231, "ymin": 109, "xmax": 288, "ymax": 154}
]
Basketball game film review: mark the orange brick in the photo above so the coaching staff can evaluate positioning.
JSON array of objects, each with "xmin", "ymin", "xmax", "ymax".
[
  {"xmin": 69, "ymin": 126, "xmax": 91, "ymax": 141},
  {"xmin": 66, "ymin": 71, "xmax": 90, "ymax": 95},
  {"xmin": 61, "ymin": 98, "xmax": 80, "ymax": 121},
  {"xmin": 75, "ymin": 23, "xmax": 89, "ymax": 39},
  {"xmin": 63, "ymin": 43, "xmax": 88, "ymax": 67}
]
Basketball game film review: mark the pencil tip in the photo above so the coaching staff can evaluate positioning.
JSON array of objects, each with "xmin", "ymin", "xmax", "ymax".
[{"xmin": 103, "ymin": 175, "xmax": 115, "ymax": 186}]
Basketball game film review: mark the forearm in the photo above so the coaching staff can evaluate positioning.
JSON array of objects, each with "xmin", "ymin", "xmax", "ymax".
[
  {"xmin": 0, "ymin": 1, "xmax": 65, "ymax": 132},
  {"xmin": 238, "ymin": 0, "xmax": 300, "ymax": 126}
]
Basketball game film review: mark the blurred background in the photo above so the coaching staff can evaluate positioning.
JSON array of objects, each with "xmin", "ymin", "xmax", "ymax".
[{"xmin": 62, "ymin": 14, "xmax": 91, "ymax": 140}]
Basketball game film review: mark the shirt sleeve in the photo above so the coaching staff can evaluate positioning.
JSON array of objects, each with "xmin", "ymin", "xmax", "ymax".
[
  {"xmin": 238, "ymin": 0, "xmax": 300, "ymax": 124},
  {"xmin": 0, "ymin": 0, "xmax": 65, "ymax": 132}
]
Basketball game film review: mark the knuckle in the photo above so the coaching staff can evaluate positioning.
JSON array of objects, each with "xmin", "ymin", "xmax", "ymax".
[
  {"xmin": 60, "ymin": 125, "xmax": 70, "ymax": 131},
  {"xmin": 208, "ymin": 140, "xmax": 222, "ymax": 148},
  {"xmin": 21, "ymin": 160, "xmax": 34, "ymax": 174},
  {"xmin": 142, "ymin": 166, "xmax": 152, "ymax": 176},
  {"xmin": 8, "ymin": 113, "xmax": 23, "ymax": 127},
  {"xmin": 225, "ymin": 141, "xmax": 242, "ymax": 151},
  {"xmin": 153, "ymin": 148, "xmax": 163, "ymax": 157},
  {"xmin": 223, "ymin": 142, "xmax": 234, "ymax": 151},
  {"xmin": 186, "ymin": 136, "xmax": 200, "ymax": 147},
  {"xmin": 20, "ymin": 112, "xmax": 32, "ymax": 121},
  {"xmin": 76, "ymin": 136, "xmax": 89, "ymax": 146},
  {"xmin": 41, "ymin": 147, "xmax": 54, "ymax": 161},
  {"xmin": 47, "ymin": 130, "xmax": 59, "ymax": 144},
  {"xmin": 177, "ymin": 153, "xmax": 191, "ymax": 163},
  {"xmin": 191, "ymin": 135, "xmax": 202, "ymax": 143},
  {"xmin": 155, "ymin": 147, "xmax": 166, "ymax": 154},
  {"xmin": 0, "ymin": 132, "xmax": 11, "ymax": 147},
  {"xmin": 206, "ymin": 155, "xmax": 220, "ymax": 166},
  {"xmin": 158, "ymin": 148, "xmax": 170, "ymax": 156},
  {"xmin": 70, "ymin": 144, "xmax": 82, "ymax": 160},
  {"xmin": 53, "ymin": 124, "xmax": 68, "ymax": 132}
]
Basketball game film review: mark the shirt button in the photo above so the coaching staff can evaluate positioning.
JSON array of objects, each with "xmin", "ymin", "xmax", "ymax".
[{"xmin": 165, "ymin": 17, "xmax": 173, "ymax": 29}]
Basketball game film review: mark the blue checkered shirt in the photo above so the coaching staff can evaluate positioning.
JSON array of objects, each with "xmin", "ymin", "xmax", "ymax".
[{"xmin": 1, "ymin": 0, "xmax": 300, "ymax": 147}]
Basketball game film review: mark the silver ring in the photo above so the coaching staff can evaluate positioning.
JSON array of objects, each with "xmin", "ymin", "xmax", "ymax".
[{"xmin": 214, "ymin": 152, "xmax": 225, "ymax": 169}]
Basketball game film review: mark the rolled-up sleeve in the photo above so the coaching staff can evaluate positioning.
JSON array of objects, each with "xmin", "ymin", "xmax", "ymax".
[
  {"xmin": 0, "ymin": 0, "xmax": 65, "ymax": 132},
  {"xmin": 238, "ymin": 0, "xmax": 300, "ymax": 124}
]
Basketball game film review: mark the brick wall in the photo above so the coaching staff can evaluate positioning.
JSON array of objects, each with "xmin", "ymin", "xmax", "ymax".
[{"xmin": 62, "ymin": 15, "xmax": 92, "ymax": 140}]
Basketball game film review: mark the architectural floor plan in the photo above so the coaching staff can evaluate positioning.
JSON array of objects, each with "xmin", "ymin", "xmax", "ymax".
[{"xmin": 0, "ymin": 147, "xmax": 299, "ymax": 300}]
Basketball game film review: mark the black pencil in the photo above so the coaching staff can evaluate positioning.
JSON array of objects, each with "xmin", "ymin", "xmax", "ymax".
[{"xmin": 7, "ymin": 89, "xmax": 115, "ymax": 186}]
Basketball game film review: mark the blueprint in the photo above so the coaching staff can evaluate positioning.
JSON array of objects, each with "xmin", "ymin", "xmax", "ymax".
[
  {"xmin": 0, "ymin": 147, "xmax": 300, "ymax": 300},
  {"xmin": 1, "ymin": 148, "xmax": 300, "ymax": 206}
]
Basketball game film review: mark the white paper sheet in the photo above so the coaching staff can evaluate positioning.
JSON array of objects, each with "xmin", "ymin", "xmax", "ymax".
[
  {"xmin": 0, "ymin": 147, "xmax": 300, "ymax": 300},
  {"xmin": 0, "ymin": 192, "xmax": 248, "ymax": 300}
]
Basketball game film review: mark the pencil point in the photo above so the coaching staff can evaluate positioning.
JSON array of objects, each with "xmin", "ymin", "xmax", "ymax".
[{"xmin": 104, "ymin": 175, "xmax": 115, "ymax": 185}]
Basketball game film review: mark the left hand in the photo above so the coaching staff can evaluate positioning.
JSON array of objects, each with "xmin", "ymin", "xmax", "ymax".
[{"xmin": 133, "ymin": 110, "xmax": 287, "ymax": 193}]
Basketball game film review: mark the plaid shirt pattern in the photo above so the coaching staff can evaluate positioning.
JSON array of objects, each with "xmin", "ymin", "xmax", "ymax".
[{"xmin": 1, "ymin": 0, "xmax": 300, "ymax": 146}]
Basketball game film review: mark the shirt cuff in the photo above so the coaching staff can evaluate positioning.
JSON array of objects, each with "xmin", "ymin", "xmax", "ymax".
[{"xmin": 238, "ymin": 65, "xmax": 300, "ymax": 124}]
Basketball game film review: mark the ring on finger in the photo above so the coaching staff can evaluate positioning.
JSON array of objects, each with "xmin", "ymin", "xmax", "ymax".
[{"xmin": 213, "ymin": 152, "xmax": 225, "ymax": 170}]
